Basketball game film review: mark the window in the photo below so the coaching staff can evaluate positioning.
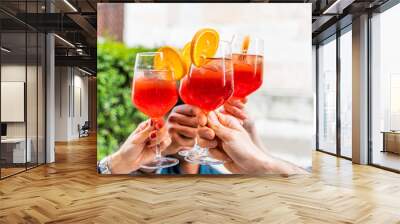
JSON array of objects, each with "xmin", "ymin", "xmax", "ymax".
[
  {"xmin": 317, "ymin": 36, "xmax": 337, "ymax": 154},
  {"xmin": 1, "ymin": 29, "xmax": 28, "ymax": 177},
  {"xmin": 339, "ymin": 28, "xmax": 352, "ymax": 158},
  {"xmin": 0, "ymin": 1, "xmax": 46, "ymax": 179},
  {"xmin": 390, "ymin": 74, "xmax": 400, "ymax": 131},
  {"xmin": 371, "ymin": 2, "xmax": 400, "ymax": 171}
]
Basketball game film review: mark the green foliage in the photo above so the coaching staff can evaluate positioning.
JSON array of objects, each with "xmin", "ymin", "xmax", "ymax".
[{"xmin": 97, "ymin": 40, "xmax": 156, "ymax": 160}]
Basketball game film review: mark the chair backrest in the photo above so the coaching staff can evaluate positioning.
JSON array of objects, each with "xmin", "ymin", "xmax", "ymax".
[{"xmin": 82, "ymin": 121, "xmax": 90, "ymax": 129}]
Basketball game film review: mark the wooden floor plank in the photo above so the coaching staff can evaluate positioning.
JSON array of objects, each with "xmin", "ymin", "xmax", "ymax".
[{"xmin": 0, "ymin": 135, "xmax": 399, "ymax": 223}]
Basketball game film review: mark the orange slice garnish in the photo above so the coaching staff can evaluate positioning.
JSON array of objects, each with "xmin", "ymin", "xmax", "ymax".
[
  {"xmin": 241, "ymin": 35, "xmax": 250, "ymax": 54},
  {"xmin": 154, "ymin": 46, "xmax": 187, "ymax": 80},
  {"xmin": 190, "ymin": 28, "xmax": 219, "ymax": 67},
  {"xmin": 182, "ymin": 42, "xmax": 192, "ymax": 72}
]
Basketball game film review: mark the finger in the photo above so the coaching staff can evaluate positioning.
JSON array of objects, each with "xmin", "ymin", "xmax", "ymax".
[
  {"xmin": 173, "ymin": 104, "xmax": 203, "ymax": 117},
  {"xmin": 130, "ymin": 121, "xmax": 154, "ymax": 144},
  {"xmin": 241, "ymin": 97, "xmax": 248, "ymax": 104},
  {"xmin": 198, "ymin": 127, "xmax": 215, "ymax": 140},
  {"xmin": 198, "ymin": 138, "xmax": 218, "ymax": 149},
  {"xmin": 227, "ymin": 98, "xmax": 245, "ymax": 109},
  {"xmin": 146, "ymin": 133, "xmax": 159, "ymax": 147},
  {"xmin": 133, "ymin": 120, "xmax": 151, "ymax": 134},
  {"xmin": 147, "ymin": 129, "xmax": 169, "ymax": 147},
  {"xmin": 170, "ymin": 132, "xmax": 195, "ymax": 147},
  {"xmin": 207, "ymin": 111, "xmax": 232, "ymax": 141},
  {"xmin": 242, "ymin": 118, "xmax": 255, "ymax": 131},
  {"xmin": 153, "ymin": 119, "xmax": 165, "ymax": 130},
  {"xmin": 168, "ymin": 113, "xmax": 199, "ymax": 128},
  {"xmin": 219, "ymin": 107, "xmax": 227, "ymax": 114},
  {"xmin": 148, "ymin": 136, "xmax": 172, "ymax": 150},
  {"xmin": 224, "ymin": 104, "xmax": 248, "ymax": 120},
  {"xmin": 208, "ymin": 148, "xmax": 232, "ymax": 162},
  {"xmin": 197, "ymin": 113, "xmax": 207, "ymax": 127},
  {"xmin": 156, "ymin": 125, "xmax": 168, "ymax": 140},
  {"xmin": 159, "ymin": 137, "xmax": 172, "ymax": 151},
  {"xmin": 219, "ymin": 109, "xmax": 244, "ymax": 126},
  {"xmin": 216, "ymin": 112, "xmax": 243, "ymax": 130},
  {"xmin": 168, "ymin": 124, "xmax": 197, "ymax": 138},
  {"xmin": 147, "ymin": 139, "xmax": 157, "ymax": 148}
]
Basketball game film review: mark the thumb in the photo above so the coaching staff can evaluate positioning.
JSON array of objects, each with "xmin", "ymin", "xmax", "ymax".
[
  {"xmin": 133, "ymin": 120, "xmax": 150, "ymax": 134},
  {"xmin": 130, "ymin": 121, "xmax": 153, "ymax": 144},
  {"xmin": 216, "ymin": 112, "xmax": 243, "ymax": 130},
  {"xmin": 207, "ymin": 112, "xmax": 232, "ymax": 141}
]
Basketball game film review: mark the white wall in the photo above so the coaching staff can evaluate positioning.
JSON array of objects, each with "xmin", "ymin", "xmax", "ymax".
[
  {"xmin": 1, "ymin": 65, "xmax": 31, "ymax": 138},
  {"xmin": 76, "ymin": 74, "xmax": 89, "ymax": 121},
  {"xmin": 55, "ymin": 66, "xmax": 68, "ymax": 141},
  {"xmin": 71, "ymin": 73, "xmax": 89, "ymax": 138},
  {"xmin": 1, "ymin": 66, "xmax": 26, "ymax": 132},
  {"xmin": 1, "ymin": 64, "xmax": 46, "ymax": 163},
  {"xmin": 54, "ymin": 67, "xmax": 89, "ymax": 141}
]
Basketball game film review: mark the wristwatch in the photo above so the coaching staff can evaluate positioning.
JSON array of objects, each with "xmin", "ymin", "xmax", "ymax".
[{"xmin": 97, "ymin": 156, "xmax": 112, "ymax": 174}]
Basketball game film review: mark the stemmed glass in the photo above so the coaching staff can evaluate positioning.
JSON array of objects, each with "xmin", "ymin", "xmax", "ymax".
[
  {"xmin": 231, "ymin": 34, "xmax": 264, "ymax": 99},
  {"xmin": 178, "ymin": 40, "xmax": 234, "ymax": 165},
  {"xmin": 132, "ymin": 52, "xmax": 179, "ymax": 169}
]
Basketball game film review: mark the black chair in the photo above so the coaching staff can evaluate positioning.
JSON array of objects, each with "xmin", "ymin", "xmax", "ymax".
[{"xmin": 79, "ymin": 121, "xmax": 90, "ymax": 138}]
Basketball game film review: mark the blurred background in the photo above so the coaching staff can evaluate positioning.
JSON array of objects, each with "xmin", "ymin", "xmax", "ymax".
[{"xmin": 97, "ymin": 3, "xmax": 313, "ymax": 169}]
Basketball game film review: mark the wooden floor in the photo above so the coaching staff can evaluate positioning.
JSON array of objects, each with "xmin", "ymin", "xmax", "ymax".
[
  {"xmin": 373, "ymin": 151, "xmax": 400, "ymax": 171},
  {"xmin": 1, "ymin": 163, "xmax": 44, "ymax": 178},
  {"xmin": 1, "ymin": 135, "xmax": 400, "ymax": 224},
  {"xmin": 1, "ymin": 167, "xmax": 26, "ymax": 177}
]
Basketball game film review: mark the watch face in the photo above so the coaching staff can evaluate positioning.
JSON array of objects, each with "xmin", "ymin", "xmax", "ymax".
[{"xmin": 98, "ymin": 159, "xmax": 111, "ymax": 174}]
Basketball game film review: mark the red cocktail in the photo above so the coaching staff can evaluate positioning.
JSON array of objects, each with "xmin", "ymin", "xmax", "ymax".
[
  {"xmin": 132, "ymin": 71, "xmax": 178, "ymax": 118},
  {"xmin": 132, "ymin": 51, "xmax": 180, "ymax": 169},
  {"xmin": 179, "ymin": 53, "xmax": 233, "ymax": 165},
  {"xmin": 232, "ymin": 54, "xmax": 263, "ymax": 99},
  {"xmin": 180, "ymin": 58, "xmax": 233, "ymax": 112}
]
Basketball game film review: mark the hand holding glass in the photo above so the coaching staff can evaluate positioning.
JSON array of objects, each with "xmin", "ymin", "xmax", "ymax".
[{"xmin": 132, "ymin": 52, "xmax": 179, "ymax": 169}]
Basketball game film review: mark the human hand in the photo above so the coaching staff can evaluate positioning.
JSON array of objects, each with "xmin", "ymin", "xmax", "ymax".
[
  {"xmin": 222, "ymin": 97, "xmax": 265, "ymax": 150},
  {"xmin": 222, "ymin": 97, "xmax": 248, "ymax": 121},
  {"xmin": 207, "ymin": 112, "xmax": 306, "ymax": 175},
  {"xmin": 110, "ymin": 119, "xmax": 171, "ymax": 174},
  {"xmin": 207, "ymin": 111, "xmax": 268, "ymax": 174},
  {"xmin": 163, "ymin": 104, "xmax": 217, "ymax": 156}
]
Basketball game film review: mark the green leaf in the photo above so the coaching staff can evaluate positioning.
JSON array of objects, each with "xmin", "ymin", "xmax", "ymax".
[{"xmin": 97, "ymin": 39, "xmax": 157, "ymax": 160}]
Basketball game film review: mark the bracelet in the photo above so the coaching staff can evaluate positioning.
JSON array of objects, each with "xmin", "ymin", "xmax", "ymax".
[{"xmin": 97, "ymin": 156, "xmax": 112, "ymax": 174}]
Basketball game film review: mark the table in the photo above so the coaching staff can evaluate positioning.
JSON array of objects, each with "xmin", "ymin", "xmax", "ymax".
[
  {"xmin": 1, "ymin": 138, "xmax": 31, "ymax": 164},
  {"xmin": 381, "ymin": 131, "xmax": 400, "ymax": 154}
]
